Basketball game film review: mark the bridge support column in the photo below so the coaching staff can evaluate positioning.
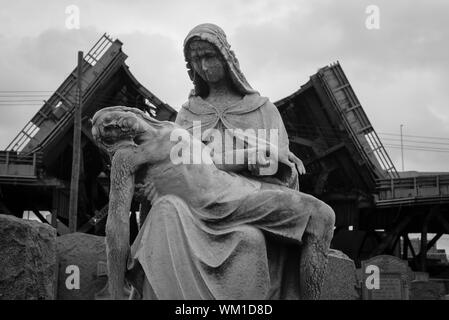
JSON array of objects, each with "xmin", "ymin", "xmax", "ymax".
[{"xmin": 419, "ymin": 205, "xmax": 439, "ymax": 271}]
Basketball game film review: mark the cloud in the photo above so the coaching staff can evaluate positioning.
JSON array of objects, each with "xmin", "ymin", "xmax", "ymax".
[
  {"xmin": 225, "ymin": 0, "xmax": 449, "ymax": 172},
  {"xmin": 117, "ymin": 31, "xmax": 190, "ymax": 109},
  {"xmin": 0, "ymin": 27, "xmax": 102, "ymax": 147},
  {"xmin": 0, "ymin": 0, "xmax": 447, "ymax": 171},
  {"xmin": 0, "ymin": 27, "xmax": 189, "ymax": 148}
]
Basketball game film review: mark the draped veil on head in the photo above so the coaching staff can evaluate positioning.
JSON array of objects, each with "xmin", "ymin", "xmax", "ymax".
[{"xmin": 183, "ymin": 23, "xmax": 258, "ymax": 97}]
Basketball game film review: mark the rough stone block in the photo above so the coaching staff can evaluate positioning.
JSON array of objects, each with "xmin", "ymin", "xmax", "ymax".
[
  {"xmin": 320, "ymin": 249, "xmax": 360, "ymax": 300},
  {"xmin": 0, "ymin": 214, "xmax": 57, "ymax": 300},
  {"xmin": 56, "ymin": 233, "xmax": 107, "ymax": 300},
  {"xmin": 411, "ymin": 280, "xmax": 446, "ymax": 300}
]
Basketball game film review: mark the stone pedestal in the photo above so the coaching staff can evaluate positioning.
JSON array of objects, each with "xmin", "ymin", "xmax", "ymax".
[
  {"xmin": 56, "ymin": 233, "xmax": 107, "ymax": 300},
  {"xmin": 0, "ymin": 214, "xmax": 57, "ymax": 300},
  {"xmin": 320, "ymin": 249, "xmax": 360, "ymax": 300}
]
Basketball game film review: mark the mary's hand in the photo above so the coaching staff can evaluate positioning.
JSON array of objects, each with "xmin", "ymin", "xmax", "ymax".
[
  {"xmin": 248, "ymin": 151, "xmax": 269, "ymax": 175},
  {"xmin": 135, "ymin": 181, "xmax": 159, "ymax": 205},
  {"xmin": 247, "ymin": 149, "xmax": 279, "ymax": 176},
  {"xmin": 288, "ymin": 151, "xmax": 306, "ymax": 175}
]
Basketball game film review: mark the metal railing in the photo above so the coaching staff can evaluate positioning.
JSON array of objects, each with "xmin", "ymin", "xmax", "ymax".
[
  {"xmin": 5, "ymin": 34, "xmax": 115, "ymax": 154},
  {"xmin": 376, "ymin": 175, "xmax": 449, "ymax": 200},
  {"xmin": 318, "ymin": 62, "xmax": 399, "ymax": 180},
  {"xmin": 0, "ymin": 151, "xmax": 42, "ymax": 177},
  {"xmin": 84, "ymin": 33, "xmax": 114, "ymax": 66}
]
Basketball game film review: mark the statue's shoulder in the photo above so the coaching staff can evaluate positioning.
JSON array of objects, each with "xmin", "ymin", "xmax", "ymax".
[
  {"xmin": 182, "ymin": 97, "xmax": 193, "ymax": 108},
  {"xmin": 179, "ymin": 96, "xmax": 207, "ymax": 113},
  {"xmin": 244, "ymin": 94, "xmax": 286, "ymax": 130},
  {"xmin": 238, "ymin": 93, "xmax": 269, "ymax": 112},
  {"xmin": 175, "ymin": 99, "xmax": 197, "ymax": 127},
  {"xmin": 243, "ymin": 93, "xmax": 277, "ymax": 114},
  {"xmin": 179, "ymin": 99, "xmax": 191, "ymax": 112}
]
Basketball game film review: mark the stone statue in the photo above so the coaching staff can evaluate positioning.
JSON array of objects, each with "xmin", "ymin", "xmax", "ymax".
[{"xmin": 91, "ymin": 23, "xmax": 335, "ymax": 300}]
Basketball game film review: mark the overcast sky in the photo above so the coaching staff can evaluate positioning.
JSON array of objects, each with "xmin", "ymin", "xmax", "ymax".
[{"xmin": 0, "ymin": 0, "xmax": 448, "ymax": 172}]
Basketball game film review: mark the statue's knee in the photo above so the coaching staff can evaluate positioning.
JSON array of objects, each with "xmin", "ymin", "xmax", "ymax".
[
  {"xmin": 236, "ymin": 225, "xmax": 265, "ymax": 248},
  {"xmin": 287, "ymin": 191, "xmax": 307, "ymax": 212},
  {"xmin": 308, "ymin": 202, "xmax": 335, "ymax": 236},
  {"xmin": 319, "ymin": 203, "xmax": 335, "ymax": 231}
]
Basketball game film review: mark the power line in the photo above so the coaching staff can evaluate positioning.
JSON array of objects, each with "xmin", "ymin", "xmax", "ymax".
[
  {"xmin": 379, "ymin": 132, "xmax": 449, "ymax": 141},
  {"xmin": 0, "ymin": 95, "xmax": 51, "ymax": 97},
  {"xmin": 384, "ymin": 144, "xmax": 449, "ymax": 153},
  {"xmin": 0, "ymin": 100, "xmax": 46, "ymax": 102},
  {"xmin": 0, "ymin": 104, "xmax": 43, "ymax": 106},
  {"xmin": 382, "ymin": 137, "xmax": 449, "ymax": 146},
  {"xmin": 0, "ymin": 93, "xmax": 143, "ymax": 107},
  {"xmin": 289, "ymin": 125, "xmax": 449, "ymax": 143},
  {"xmin": 1, "ymin": 91, "xmax": 448, "ymax": 154},
  {"xmin": 0, "ymin": 90, "xmax": 53, "ymax": 92},
  {"xmin": 0, "ymin": 91, "xmax": 144, "ymax": 101}
]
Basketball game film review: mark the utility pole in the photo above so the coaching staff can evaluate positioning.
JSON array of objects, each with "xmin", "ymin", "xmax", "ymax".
[
  {"xmin": 400, "ymin": 124, "xmax": 404, "ymax": 172},
  {"xmin": 69, "ymin": 51, "xmax": 83, "ymax": 233}
]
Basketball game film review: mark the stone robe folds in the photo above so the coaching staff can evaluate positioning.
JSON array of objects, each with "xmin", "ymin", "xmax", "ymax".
[
  {"xmin": 176, "ymin": 93, "xmax": 299, "ymax": 189},
  {"xmin": 126, "ymin": 93, "xmax": 306, "ymax": 299}
]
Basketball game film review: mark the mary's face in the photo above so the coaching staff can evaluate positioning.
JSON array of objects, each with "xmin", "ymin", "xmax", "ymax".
[{"xmin": 188, "ymin": 40, "xmax": 226, "ymax": 84}]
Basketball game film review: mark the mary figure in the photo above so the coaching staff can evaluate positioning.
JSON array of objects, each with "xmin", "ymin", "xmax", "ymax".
[{"xmin": 126, "ymin": 23, "xmax": 335, "ymax": 300}]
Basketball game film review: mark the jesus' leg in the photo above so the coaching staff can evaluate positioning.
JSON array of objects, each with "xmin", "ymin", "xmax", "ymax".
[
  {"xmin": 225, "ymin": 186, "xmax": 335, "ymax": 300},
  {"xmin": 298, "ymin": 202, "xmax": 335, "ymax": 300}
]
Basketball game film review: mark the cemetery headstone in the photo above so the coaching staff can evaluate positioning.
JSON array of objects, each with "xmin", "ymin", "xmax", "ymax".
[{"xmin": 361, "ymin": 255, "xmax": 413, "ymax": 300}]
